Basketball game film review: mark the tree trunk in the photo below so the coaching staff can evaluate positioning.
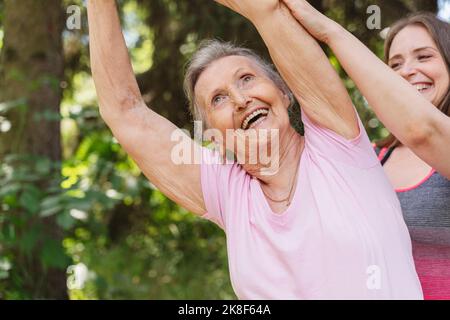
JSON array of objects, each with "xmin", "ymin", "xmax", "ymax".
[
  {"xmin": 0, "ymin": 0, "xmax": 67, "ymax": 299},
  {"xmin": 0, "ymin": 0, "xmax": 63, "ymax": 159}
]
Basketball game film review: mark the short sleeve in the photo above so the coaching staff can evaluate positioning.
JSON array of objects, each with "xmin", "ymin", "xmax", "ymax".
[
  {"xmin": 199, "ymin": 147, "xmax": 247, "ymax": 230},
  {"xmin": 301, "ymin": 108, "xmax": 379, "ymax": 168}
]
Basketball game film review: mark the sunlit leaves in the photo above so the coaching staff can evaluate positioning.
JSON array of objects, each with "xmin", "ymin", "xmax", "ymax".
[
  {"xmin": 0, "ymin": 257, "xmax": 11, "ymax": 280},
  {"xmin": 123, "ymin": 0, "xmax": 154, "ymax": 73}
]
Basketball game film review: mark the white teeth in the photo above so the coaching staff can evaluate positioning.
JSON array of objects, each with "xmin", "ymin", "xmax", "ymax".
[
  {"xmin": 241, "ymin": 109, "xmax": 269, "ymax": 130},
  {"xmin": 415, "ymin": 84, "xmax": 433, "ymax": 92}
]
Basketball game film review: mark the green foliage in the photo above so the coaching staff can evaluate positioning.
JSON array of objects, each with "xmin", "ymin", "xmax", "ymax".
[
  {"xmin": 58, "ymin": 107, "xmax": 234, "ymax": 299},
  {"xmin": 0, "ymin": 154, "xmax": 72, "ymax": 298},
  {"xmin": 66, "ymin": 204, "xmax": 234, "ymax": 299}
]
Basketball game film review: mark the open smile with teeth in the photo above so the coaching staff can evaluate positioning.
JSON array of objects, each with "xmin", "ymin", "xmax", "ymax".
[
  {"xmin": 414, "ymin": 83, "xmax": 434, "ymax": 93},
  {"xmin": 241, "ymin": 108, "xmax": 269, "ymax": 130}
]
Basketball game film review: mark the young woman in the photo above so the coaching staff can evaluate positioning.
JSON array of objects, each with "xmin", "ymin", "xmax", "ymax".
[
  {"xmin": 281, "ymin": 0, "xmax": 450, "ymax": 178},
  {"xmin": 281, "ymin": 0, "xmax": 450, "ymax": 299},
  {"xmin": 376, "ymin": 14, "xmax": 450, "ymax": 300}
]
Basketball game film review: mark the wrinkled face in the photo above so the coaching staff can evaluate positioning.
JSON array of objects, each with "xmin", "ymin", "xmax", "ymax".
[
  {"xmin": 388, "ymin": 24, "xmax": 450, "ymax": 106},
  {"xmin": 194, "ymin": 55, "xmax": 291, "ymax": 144}
]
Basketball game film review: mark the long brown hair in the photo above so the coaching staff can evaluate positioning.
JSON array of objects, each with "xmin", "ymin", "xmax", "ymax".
[{"xmin": 377, "ymin": 12, "xmax": 450, "ymax": 149}]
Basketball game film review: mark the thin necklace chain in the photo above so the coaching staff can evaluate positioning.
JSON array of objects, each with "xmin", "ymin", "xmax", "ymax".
[{"xmin": 261, "ymin": 144, "xmax": 302, "ymax": 206}]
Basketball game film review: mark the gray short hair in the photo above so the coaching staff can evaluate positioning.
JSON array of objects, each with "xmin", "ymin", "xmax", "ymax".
[{"xmin": 183, "ymin": 39, "xmax": 295, "ymax": 129}]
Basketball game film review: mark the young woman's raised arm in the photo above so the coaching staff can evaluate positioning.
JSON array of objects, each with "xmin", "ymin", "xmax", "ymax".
[
  {"xmin": 282, "ymin": 0, "xmax": 450, "ymax": 178},
  {"xmin": 87, "ymin": 0, "xmax": 206, "ymax": 215},
  {"xmin": 214, "ymin": 0, "xmax": 359, "ymax": 140}
]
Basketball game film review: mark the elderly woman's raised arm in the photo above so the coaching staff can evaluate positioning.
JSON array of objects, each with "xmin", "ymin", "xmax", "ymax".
[
  {"xmin": 281, "ymin": 0, "xmax": 450, "ymax": 179},
  {"xmin": 87, "ymin": 0, "xmax": 206, "ymax": 215},
  {"xmin": 215, "ymin": 0, "xmax": 359, "ymax": 140}
]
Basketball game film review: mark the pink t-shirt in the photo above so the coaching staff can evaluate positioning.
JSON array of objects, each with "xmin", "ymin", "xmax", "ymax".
[{"xmin": 200, "ymin": 110, "xmax": 423, "ymax": 300}]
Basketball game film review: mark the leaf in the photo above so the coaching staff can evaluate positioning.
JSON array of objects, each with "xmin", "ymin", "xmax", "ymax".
[
  {"xmin": 40, "ymin": 195, "xmax": 63, "ymax": 218},
  {"xmin": 18, "ymin": 225, "xmax": 41, "ymax": 255},
  {"xmin": 35, "ymin": 158, "xmax": 52, "ymax": 175},
  {"xmin": 40, "ymin": 239, "xmax": 70, "ymax": 270},
  {"xmin": 33, "ymin": 110, "xmax": 63, "ymax": 122},
  {"xmin": 0, "ymin": 270, "xmax": 9, "ymax": 280},
  {"xmin": 3, "ymin": 194, "xmax": 18, "ymax": 207},
  {"xmin": 18, "ymin": 187, "xmax": 41, "ymax": 214},
  {"xmin": 65, "ymin": 197, "xmax": 92, "ymax": 212},
  {"xmin": 0, "ymin": 183, "xmax": 22, "ymax": 197},
  {"xmin": 40, "ymin": 205, "xmax": 63, "ymax": 218},
  {"xmin": 56, "ymin": 211, "xmax": 76, "ymax": 230},
  {"xmin": 0, "ymin": 98, "xmax": 27, "ymax": 114}
]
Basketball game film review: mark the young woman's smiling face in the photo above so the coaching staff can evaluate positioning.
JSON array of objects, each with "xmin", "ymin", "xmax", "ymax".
[{"xmin": 388, "ymin": 24, "xmax": 450, "ymax": 106}]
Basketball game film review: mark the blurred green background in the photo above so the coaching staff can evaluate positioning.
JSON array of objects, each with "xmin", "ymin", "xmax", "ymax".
[{"xmin": 0, "ymin": 0, "xmax": 448, "ymax": 299}]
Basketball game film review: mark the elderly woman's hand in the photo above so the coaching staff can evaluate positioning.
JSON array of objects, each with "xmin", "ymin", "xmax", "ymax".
[
  {"xmin": 281, "ymin": 0, "xmax": 340, "ymax": 44},
  {"xmin": 214, "ymin": 0, "xmax": 281, "ymax": 21}
]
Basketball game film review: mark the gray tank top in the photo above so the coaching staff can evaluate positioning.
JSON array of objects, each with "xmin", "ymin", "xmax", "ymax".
[{"xmin": 377, "ymin": 147, "xmax": 450, "ymax": 299}]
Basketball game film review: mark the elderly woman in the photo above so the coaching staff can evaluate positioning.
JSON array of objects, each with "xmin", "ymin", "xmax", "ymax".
[
  {"xmin": 280, "ymin": 0, "xmax": 450, "ymax": 299},
  {"xmin": 87, "ymin": 0, "xmax": 422, "ymax": 299}
]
